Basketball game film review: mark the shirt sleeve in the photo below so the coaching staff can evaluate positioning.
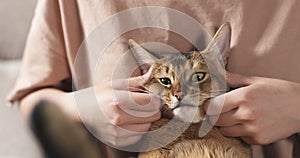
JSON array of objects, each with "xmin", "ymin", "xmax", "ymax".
[{"xmin": 6, "ymin": 0, "xmax": 71, "ymax": 106}]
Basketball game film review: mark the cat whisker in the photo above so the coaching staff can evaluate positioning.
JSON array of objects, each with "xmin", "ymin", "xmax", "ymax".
[
  {"xmin": 127, "ymin": 87, "xmax": 149, "ymax": 93},
  {"xmin": 170, "ymin": 104, "xmax": 180, "ymax": 110},
  {"xmin": 128, "ymin": 87, "xmax": 167, "ymax": 104}
]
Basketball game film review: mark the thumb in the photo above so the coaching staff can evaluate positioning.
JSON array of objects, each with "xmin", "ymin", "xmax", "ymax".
[
  {"xmin": 112, "ymin": 67, "xmax": 153, "ymax": 91},
  {"xmin": 226, "ymin": 71, "xmax": 255, "ymax": 88},
  {"xmin": 128, "ymin": 67, "xmax": 153, "ymax": 89}
]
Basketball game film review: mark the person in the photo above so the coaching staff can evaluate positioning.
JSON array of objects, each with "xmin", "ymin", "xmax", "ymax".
[{"xmin": 7, "ymin": 0, "xmax": 300, "ymax": 157}]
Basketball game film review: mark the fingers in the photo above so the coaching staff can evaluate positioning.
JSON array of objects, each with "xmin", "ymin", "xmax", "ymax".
[
  {"xmin": 226, "ymin": 71, "xmax": 256, "ymax": 88},
  {"xmin": 240, "ymin": 136, "xmax": 270, "ymax": 145},
  {"xmin": 103, "ymin": 134, "xmax": 144, "ymax": 147},
  {"xmin": 240, "ymin": 137, "xmax": 256, "ymax": 145},
  {"xmin": 204, "ymin": 88, "xmax": 246, "ymax": 115},
  {"xmin": 120, "ymin": 110, "xmax": 161, "ymax": 125},
  {"xmin": 102, "ymin": 123, "xmax": 151, "ymax": 138},
  {"xmin": 219, "ymin": 124, "xmax": 247, "ymax": 137},
  {"xmin": 121, "ymin": 123, "xmax": 152, "ymax": 133},
  {"xmin": 114, "ymin": 91, "xmax": 161, "ymax": 113},
  {"xmin": 209, "ymin": 109, "xmax": 240, "ymax": 126},
  {"xmin": 111, "ymin": 135, "xmax": 143, "ymax": 147},
  {"xmin": 106, "ymin": 102, "xmax": 161, "ymax": 126},
  {"xmin": 112, "ymin": 68, "xmax": 153, "ymax": 91},
  {"xmin": 112, "ymin": 90, "xmax": 161, "ymax": 119},
  {"xmin": 215, "ymin": 123, "xmax": 264, "ymax": 145},
  {"xmin": 100, "ymin": 120, "xmax": 154, "ymax": 147}
]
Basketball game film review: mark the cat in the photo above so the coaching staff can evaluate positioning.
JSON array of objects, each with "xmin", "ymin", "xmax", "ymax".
[
  {"xmin": 128, "ymin": 23, "xmax": 251, "ymax": 158},
  {"xmin": 30, "ymin": 23, "xmax": 251, "ymax": 158}
]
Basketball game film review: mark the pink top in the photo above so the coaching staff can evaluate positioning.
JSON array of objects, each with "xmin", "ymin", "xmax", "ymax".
[{"xmin": 7, "ymin": 0, "xmax": 300, "ymax": 157}]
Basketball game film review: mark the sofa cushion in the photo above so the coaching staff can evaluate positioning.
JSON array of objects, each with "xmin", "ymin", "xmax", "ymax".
[{"xmin": 0, "ymin": 0, "xmax": 37, "ymax": 59}]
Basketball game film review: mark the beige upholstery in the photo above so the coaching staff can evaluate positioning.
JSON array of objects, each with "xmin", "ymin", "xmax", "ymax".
[
  {"xmin": 0, "ymin": 0, "xmax": 37, "ymax": 59},
  {"xmin": 0, "ymin": 0, "xmax": 43, "ymax": 157}
]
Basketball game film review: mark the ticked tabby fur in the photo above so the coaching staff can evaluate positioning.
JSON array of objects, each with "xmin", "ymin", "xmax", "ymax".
[{"xmin": 129, "ymin": 23, "xmax": 251, "ymax": 158}]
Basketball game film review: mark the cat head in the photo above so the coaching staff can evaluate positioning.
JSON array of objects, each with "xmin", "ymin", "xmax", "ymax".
[{"xmin": 129, "ymin": 23, "xmax": 231, "ymax": 123}]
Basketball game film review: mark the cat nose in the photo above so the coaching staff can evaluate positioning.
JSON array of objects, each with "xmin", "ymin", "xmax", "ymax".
[{"xmin": 174, "ymin": 92, "xmax": 182, "ymax": 100}]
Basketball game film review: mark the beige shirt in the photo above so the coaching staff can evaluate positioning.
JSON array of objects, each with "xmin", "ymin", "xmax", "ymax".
[{"xmin": 7, "ymin": 0, "xmax": 300, "ymax": 157}]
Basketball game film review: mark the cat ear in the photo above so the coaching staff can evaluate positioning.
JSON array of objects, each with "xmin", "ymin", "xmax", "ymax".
[
  {"xmin": 204, "ymin": 22, "xmax": 231, "ymax": 65},
  {"xmin": 128, "ymin": 39, "xmax": 159, "ymax": 71}
]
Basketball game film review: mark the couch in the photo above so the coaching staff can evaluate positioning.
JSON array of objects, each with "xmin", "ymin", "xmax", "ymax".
[{"xmin": 0, "ymin": 0, "xmax": 43, "ymax": 157}]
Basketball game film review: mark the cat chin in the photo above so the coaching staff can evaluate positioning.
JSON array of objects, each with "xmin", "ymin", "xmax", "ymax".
[
  {"xmin": 173, "ymin": 106, "xmax": 204, "ymax": 123},
  {"xmin": 168, "ymin": 96, "xmax": 180, "ymax": 109}
]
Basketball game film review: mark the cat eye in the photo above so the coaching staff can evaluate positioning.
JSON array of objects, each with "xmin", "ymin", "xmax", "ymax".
[
  {"xmin": 191, "ymin": 72, "xmax": 206, "ymax": 82},
  {"xmin": 159, "ymin": 78, "xmax": 172, "ymax": 85}
]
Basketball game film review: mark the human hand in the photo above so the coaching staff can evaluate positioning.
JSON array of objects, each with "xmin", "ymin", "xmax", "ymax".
[
  {"xmin": 204, "ymin": 71, "xmax": 300, "ymax": 145},
  {"xmin": 74, "ymin": 70, "xmax": 161, "ymax": 147}
]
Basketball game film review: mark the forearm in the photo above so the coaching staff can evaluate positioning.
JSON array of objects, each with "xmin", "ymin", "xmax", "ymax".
[{"xmin": 19, "ymin": 88, "xmax": 79, "ymax": 122}]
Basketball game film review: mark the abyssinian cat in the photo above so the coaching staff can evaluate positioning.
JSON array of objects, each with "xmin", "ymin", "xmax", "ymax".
[
  {"xmin": 30, "ymin": 23, "xmax": 250, "ymax": 158},
  {"xmin": 128, "ymin": 23, "xmax": 251, "ymax": 158}
]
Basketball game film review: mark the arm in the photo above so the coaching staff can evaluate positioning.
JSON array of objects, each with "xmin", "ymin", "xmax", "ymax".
[
  {"xmin": 14, "ymin": 0, "xmax": 161, "ymax": 147},
  {"xmin": 20, "ymin": 71, "xmax": 161, "ymax": 147}
]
